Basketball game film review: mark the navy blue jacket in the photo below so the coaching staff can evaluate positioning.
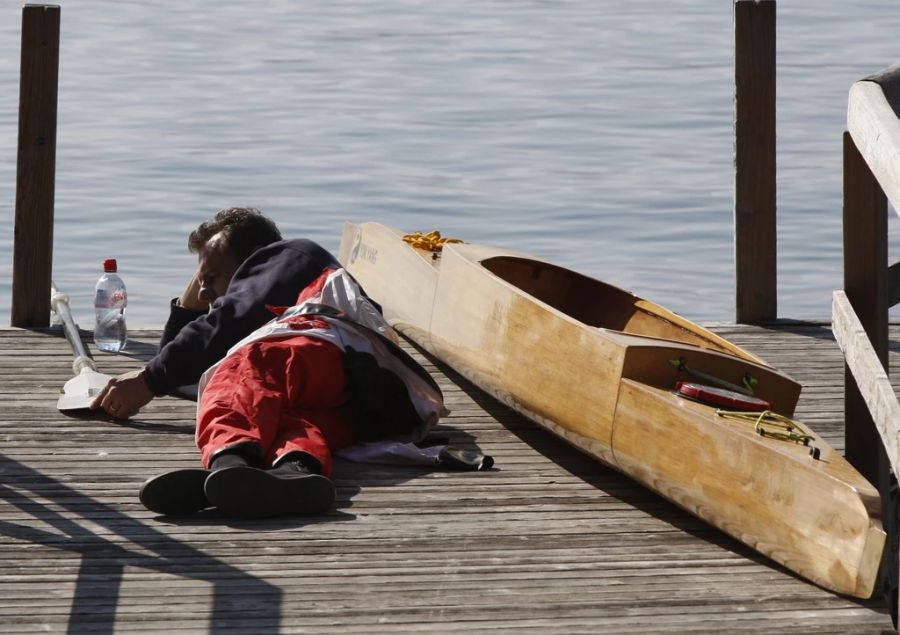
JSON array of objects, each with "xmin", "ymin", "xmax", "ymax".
[{"xmin": 143, "ymin": 239, "xmax": 340, "ymax": 396}]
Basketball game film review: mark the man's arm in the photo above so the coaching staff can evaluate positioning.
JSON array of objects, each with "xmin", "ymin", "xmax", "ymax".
[
  {"xmin": 159, "ymin": 270, "xmax": 209, "ymax": 351},
  {"xmin": 92, "ymin": 272, "xmax": 206, "ymax": 418},
  {"xmin": 94, "ymin": 239, "xmax": 341, "ymax": 419}
]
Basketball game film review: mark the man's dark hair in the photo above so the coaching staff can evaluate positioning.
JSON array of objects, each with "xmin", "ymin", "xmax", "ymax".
[{"xmin": 188, "ymin": 207, "xmax": 282, "ymax": 264}]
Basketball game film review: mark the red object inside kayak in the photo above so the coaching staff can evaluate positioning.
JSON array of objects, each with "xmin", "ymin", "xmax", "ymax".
[{"xmin": 675, "ymin": 381, "xmax": 771, "ymax": 411}]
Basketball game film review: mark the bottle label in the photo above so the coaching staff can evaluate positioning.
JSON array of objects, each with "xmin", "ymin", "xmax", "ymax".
[{"xmin": 95, "ymin": 289, "xmax": 108, "ymax": 306}]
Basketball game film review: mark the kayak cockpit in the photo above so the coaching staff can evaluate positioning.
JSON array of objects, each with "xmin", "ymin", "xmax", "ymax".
[
  {"xmin": 481, "ymin": 256, "xmax": 637, "ymax": 329},
  {"xmin": 480, "ymin": 255, "xmax": 754, "ymax": 360}
]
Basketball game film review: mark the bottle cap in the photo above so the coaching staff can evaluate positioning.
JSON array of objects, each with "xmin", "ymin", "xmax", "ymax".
[{"xmin": 103, "ymin": 258, "xmax": 118, "ymax": 273}]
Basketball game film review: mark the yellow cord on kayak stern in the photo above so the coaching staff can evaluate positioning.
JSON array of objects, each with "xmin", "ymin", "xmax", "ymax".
[
  {"xmin": 402, "ymin": 230, "xmax": 464, "ymax": 252},
  {"xmin": 715, "ymin": 409, "xmax": 815, "ymax": 446}
]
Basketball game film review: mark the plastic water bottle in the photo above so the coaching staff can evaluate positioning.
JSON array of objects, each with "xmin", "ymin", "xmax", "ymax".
[{"xmin": 94, "ymin": 258, "xmax": 128, "ymax": 352}]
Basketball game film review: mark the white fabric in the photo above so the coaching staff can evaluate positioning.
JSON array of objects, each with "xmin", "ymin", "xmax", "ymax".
[{"xmin": 308, "ymin": 266, "xmax": 400, "ymax": 344}]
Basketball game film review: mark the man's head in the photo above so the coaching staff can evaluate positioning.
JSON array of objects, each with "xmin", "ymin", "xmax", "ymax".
[
  {"xmin": 189, "ymin": 207, "xmax": 282, "ymax": 304},
  {"xmin": 189, "ymin": 207, "xmax": 282, "ymax": 263}
]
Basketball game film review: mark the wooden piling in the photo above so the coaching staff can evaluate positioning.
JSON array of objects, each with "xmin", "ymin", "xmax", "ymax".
[
  {"xmin": 11, "ymin": 5, "xmax": 60, "ymax": 328},
  {"xmin": 734, "ymin": 0, "xmax": 777, "ymax": 324}
]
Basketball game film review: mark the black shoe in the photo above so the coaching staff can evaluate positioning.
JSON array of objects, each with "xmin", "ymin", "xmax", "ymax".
[
  {"xmin": 139, "ymin": 468, "xmax": 210, "ymax": 515},
  {"xmin": 203, "ymin": 461, "xmax": 335, "ymax": 519},
  {"xmin": 210, "ymin": 451, "xmax": 251, "ymax": 471}
]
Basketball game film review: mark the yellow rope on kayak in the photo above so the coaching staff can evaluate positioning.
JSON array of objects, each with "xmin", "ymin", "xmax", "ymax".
[
  {"xmin": 715, "ymin": 409, "xmax": 814, "ymax": 446},
  {"xmin": 402, "ymin": 230, "xmax": 463, "ymax": 252}
]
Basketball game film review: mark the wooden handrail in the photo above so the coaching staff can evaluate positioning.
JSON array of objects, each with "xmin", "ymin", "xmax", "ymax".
[{"xmin": 848, "ymin": 66, "xmax": 900, "ymax": 214}]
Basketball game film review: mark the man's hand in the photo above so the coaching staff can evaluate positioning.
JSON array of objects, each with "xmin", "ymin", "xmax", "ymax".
[
  {"xmin": 90, "ymin": 369, "xmax": 154, "ymax": 419},
  {"xmin": 178, "ymin": 269, "xmax": 210, "ymax": 312}
]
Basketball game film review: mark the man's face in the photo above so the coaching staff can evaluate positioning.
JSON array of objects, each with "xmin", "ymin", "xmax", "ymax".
[{"xmin": 197, "ymin": 232, "xmax": 240, "ymax": 306}]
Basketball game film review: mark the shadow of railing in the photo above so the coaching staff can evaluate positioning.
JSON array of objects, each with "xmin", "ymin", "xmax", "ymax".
[{"xmin": 0, "ymin": 453, "xmax": 283, "ymax": 634}]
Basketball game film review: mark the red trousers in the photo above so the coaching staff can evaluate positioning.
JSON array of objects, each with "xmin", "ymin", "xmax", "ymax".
[{"xmin": 196, "ymin": 335, "xmax": 357, "ymax": 476}]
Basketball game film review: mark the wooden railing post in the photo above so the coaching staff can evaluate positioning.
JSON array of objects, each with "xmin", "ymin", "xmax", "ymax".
[
  {"xmin": 11, "ymin": 4, "xmax": 60, "ymax": 328},
  {"xmin": 734, "ymin": 0, "xmax": 777, "ymax": 324},
  {"xmin": 842, "ymin": 130, "xmax": 889, "ymax": 487},
  {"xmin": 842, "ymin": 128, "xmax": 895, "ymax": 618},
  {"xmin": 845, "ymin": 66, "xmax": 900, "ymax": 625}
]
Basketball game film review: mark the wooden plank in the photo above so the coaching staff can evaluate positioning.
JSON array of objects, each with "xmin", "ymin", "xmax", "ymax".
[
  {"xmin": 10, "ymin": 5, "xmax": 59, "ymax": 328},
  {"xmin": 734, "ymin": 0, "xmax": 777, "ymax": 323}
]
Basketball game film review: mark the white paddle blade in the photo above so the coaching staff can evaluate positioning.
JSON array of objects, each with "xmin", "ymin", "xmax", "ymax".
[{"xmin": 57, "ymin": 367, "xmax": 113, "ymax": 411}]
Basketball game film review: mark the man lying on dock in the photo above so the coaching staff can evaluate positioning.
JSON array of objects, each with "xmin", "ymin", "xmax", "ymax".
[{"xmin": 89, "ymin": 207, "xmax": 446, "ymax": 518}]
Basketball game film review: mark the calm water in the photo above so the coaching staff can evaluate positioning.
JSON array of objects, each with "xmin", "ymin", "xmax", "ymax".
[{"xmin": 2, "ymin": 1, "xmax": 899, "ymax": 328}]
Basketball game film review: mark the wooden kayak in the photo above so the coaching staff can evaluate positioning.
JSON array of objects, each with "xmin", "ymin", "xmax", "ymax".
[{"xmin": 338, "ymin": 221, "xmax": 885, "ymax": 598}]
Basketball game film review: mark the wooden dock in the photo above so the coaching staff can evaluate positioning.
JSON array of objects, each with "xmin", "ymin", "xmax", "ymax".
[{"xmin": 0, "ymin": 323, "xmax": 896, "ymax": 634}]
